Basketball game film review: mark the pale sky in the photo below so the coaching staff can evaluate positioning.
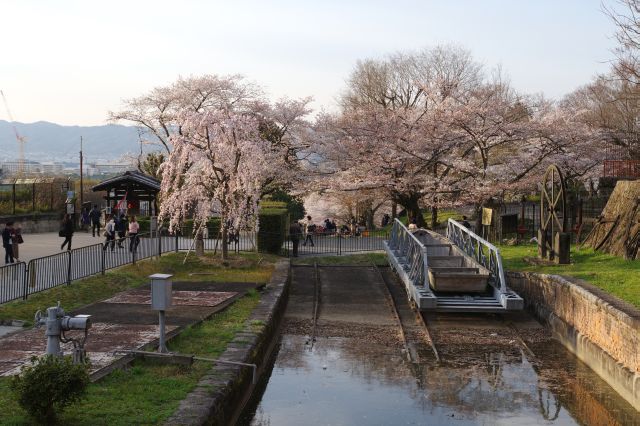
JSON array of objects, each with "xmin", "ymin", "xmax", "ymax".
[{"xmin": 0, "ymin": 0, "xmax": 621, "ymax": 126}]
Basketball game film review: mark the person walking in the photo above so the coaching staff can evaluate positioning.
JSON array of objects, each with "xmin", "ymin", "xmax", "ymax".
[
  {"xmin": 2, "ymin": 222, "xmax": 15, "ymax": 264},
  {"xmin": 103, "ymin": 215, "xmax": 116, "ymax": 252},
  {"xmin": 12, "ymin": 226, "xmax": 23, "ymax": 261},
  {"xmin": 89, "ymin": 205, "xmax": 101, "ymax": 237},
  {"xmin": 289, "ymin": 221, "xmax": 302, "ymax": 257},
  {"xmin": 81, "ymin": 207, "xmax": 90, "ymax": 232},
  {"xmin": 302, "ymin": 215, "xmax": 315, "ymax": 247},
  {"xmin": 128, "ymin": 215, "xmax": 140, "ymax": 252},
  {"xmin": 60, "ymin": 214, "xmax": 74, "ymax": 251},
  {"xmin": 116, "ymin": 214, "xmax": 128, "ymax": 248}
]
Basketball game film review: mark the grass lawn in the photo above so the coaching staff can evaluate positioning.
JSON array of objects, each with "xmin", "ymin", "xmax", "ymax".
[
  {"xmin": 0, "ymin": 290, "xmax": 260, "ymax": 425},
  {"xmin": 379, "ymin": 209, "xmax": 464, "ymax": 234},
  {"xmin": 0, "ymin": 251, "xmax": 278, "ymax": 325},
  {"xmin": 0, "ymin": 252, "xmax": 271, "ymax": 425},
  {"xmin": 499, "ymin": 243, "xmax": 640, "ymax": 309}
]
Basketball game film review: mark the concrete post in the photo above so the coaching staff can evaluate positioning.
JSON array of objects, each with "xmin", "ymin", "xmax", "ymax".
[
  {"xmin": 555, "ymin": 232, "xmax": 571, "ymax": 264},
  {"xmin": 537, "ymin": 229, "xmax": 547, "ymax": 259}
]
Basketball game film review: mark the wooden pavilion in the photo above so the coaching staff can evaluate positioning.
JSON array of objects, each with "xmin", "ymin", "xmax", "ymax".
[{"xmin": 92, "ymin": 171, "xmax": 160, "ymax": 216}]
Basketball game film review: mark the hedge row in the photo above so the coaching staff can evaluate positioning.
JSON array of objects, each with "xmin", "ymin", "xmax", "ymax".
[
  {"xmin": 257, "ymin": 208, "xmax": 288, "ymax": 254},
  {"xmin": 136, "ymin": 217, "xmax": 221, "ymax": 236}
]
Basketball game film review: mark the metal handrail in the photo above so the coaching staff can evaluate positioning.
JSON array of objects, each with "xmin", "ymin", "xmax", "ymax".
[
  {"xmin": 446, "ymin": 219, "xmax": 507, "ymax": 294},
  {"xmin": 388, "ymin": 219, "xmax": 429, "ymax": 287}
]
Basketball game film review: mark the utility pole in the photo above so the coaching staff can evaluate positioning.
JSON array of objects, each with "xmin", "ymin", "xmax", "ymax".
[{"xmin": 80, "ymin": 136, "xmax": 84, "ymax": 218}]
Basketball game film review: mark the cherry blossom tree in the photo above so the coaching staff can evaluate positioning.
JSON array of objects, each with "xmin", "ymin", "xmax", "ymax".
[
  {"xmin": 318, "ymin": 46, "xmax": 483, "ymax": 227},
  {"xmin": 110, "ymin": 74, "xmax": 263, "ymax": 154},
  {"xmin": 317, "ymin": 46, "xmax": 604, "ymax": 228},
  {"xmin": 110, "ymin": 75, "xmax": 314, "ymax": 192},
  {"xmin": 604, "ymin": 0, "xmax": 640, "ymax": 84},
  {"xmin": 158, "ymin": 109, "xmax": 279, "ymax": 259}
]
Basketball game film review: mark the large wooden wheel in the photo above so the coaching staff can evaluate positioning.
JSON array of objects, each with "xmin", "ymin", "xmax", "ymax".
[{"xmin": 540, "ymin": 165, "xmax": 567, "ymax": 237}]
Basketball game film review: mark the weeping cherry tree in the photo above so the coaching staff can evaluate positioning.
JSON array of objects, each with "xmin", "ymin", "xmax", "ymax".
[{"xmin": 158, "ymin": 109, "xmax": 279, "ymax": 259}]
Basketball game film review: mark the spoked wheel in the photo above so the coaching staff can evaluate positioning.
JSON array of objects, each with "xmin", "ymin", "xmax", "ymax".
[{"xmin": 540, "ymin": 165, "xmax": 567, "ymax": 252}]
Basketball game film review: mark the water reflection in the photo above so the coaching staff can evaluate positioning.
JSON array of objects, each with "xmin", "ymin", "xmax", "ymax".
[{"xmin": 239, "ymin": 334, "xmax": 639, "ymax": 426}]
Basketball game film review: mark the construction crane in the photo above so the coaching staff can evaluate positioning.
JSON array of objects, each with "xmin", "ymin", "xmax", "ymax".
[{"xmin": 0, "ymin": 90, "xmax": 27, "ymax": 175}]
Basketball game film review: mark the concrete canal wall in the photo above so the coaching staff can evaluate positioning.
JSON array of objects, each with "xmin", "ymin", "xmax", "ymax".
[
  {"xmin": 165, "ymin": 259, "xmax": 290, "ymax": 426},
  {"xmin": 508, "ymin": 272, "xmax": 640, "ymax": 411}
]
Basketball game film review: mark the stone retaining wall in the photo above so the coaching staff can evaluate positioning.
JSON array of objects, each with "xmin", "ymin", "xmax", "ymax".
[
  {"xmin": 165, "ymin": 259, "xmax": 290, "ymax": 426},
  {"xmin": 508, "ymin": 271, "xmax": 640, "ymax": 411},
  {"xmin": 0, "ymin": 213, "xmax": 61, "ymax": 233}
]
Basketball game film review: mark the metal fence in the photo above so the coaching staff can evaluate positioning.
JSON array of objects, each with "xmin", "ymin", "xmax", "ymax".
[
  {"xmin": 487, "ymin": 198, "xmax": 607, "ymax": 242},
  {"xmin": 283, "ymin": 231, "xmax": 389, "ymax": 256},
  {"xmin": 0, "ymin": 232, "xmax": 172, "ymax": 304},
  {"xmin": 0, "ymin": 229, "xmax": 389, "ymax": 305},
  {"xmin": 0, "ymin": 262, "xmax": 26, "ymax": 304}
]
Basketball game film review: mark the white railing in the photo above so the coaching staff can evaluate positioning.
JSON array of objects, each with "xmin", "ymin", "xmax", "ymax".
[
  {"xmin": 388, "ymin": 219, "xmax": 428, "ymax": 287},
  {"xmin": 446, "ymin": 219, "xmax": 507, "ymax": 294}
]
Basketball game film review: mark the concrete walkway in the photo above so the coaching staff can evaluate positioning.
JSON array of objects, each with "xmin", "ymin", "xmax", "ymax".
[
  {"xmin": 0, "ymin": 280, "xmax": 259, "ymax": 378},
  {"xmin": 0, "ymin": 325, "xmax": 21, "ymax": 338},
  {"xmin": 10, "ymin": 230, "xmax": 109, "ymax": 264}
]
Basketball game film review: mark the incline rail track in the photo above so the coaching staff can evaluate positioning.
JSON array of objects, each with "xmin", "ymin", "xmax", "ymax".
[
  {"xmin": 374, "ymin": 263, "xmax": 440, "ymax": 363},
  {"xmin": 308, "ymin": 262, "xmax": 321, "ymax": 350}
]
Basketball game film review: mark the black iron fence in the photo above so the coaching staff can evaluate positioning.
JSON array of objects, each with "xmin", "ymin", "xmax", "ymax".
[
  {"xmin": 485, "ymin": 198, "xmax": 608, "ymax": 243},
  {"xmin": 283, "ymin": 231, "xmax": 389, "ymax": 256},
  {"xmin": 0, "ymin": 230, "xmax": 389, "ymax": 305},
  {"xmin": 0, "ymin": 232, "xmax": 171, "ymax": 304}
]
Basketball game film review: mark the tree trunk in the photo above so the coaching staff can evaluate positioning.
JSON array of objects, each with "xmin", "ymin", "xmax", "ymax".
[
  {"xmin": 431, "ymin": 205, "xmax": 438, "ymax": 229},
  {"xmin": 221, "ymin": 224, "xmax": 228, "ymax": 260},
  {"xmin": 365, "ymin": 208, "xmax": 374, "ymax": 230},
  {"xmin": 403, "ymin": 198, "xmax": 424, "ymax": 227},
  {"xmin": 195, "ymin": 227, "xmax": 204, "ymax": 257},
  {"xmin": 393, "ymin": 192, "xmax": 425, "ymax": 228},
  {"xmin": 391, "ymin": 202, "xmax": 397, "ymax": 220},
  {"xmin": 474, "ymin": 204, "xmax": 483, "ymax": 233}
]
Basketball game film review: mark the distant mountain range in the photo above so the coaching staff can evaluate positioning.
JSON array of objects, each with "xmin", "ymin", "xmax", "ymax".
[{"xmin": 0, "ymin": 120, "xmax": 157, "ymax": 163}]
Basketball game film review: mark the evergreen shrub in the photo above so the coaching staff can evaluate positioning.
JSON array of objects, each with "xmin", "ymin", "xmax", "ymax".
[
  {"xmin": 10, "ymin": 355, "xmax": 90, "ymax": 423},
  {"xmin": 258, "ymin": 208, "xmax": 288, "ymax": 254}
]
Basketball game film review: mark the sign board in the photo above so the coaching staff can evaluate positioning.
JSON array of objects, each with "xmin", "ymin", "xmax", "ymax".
[
  {"xmin": 67, "ymin": 191, "xmax": 74, "ymax": 199},
  {"xmin": 66, "ymin": 203, "xmax": 75, "ymax": 214},
  {"xmin": 482, "ymin": 208, "xmax": 493, "ymax": 226}
]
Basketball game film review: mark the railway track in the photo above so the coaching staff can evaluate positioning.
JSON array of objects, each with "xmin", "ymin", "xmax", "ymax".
[
  {"xmin": 499, "ymin": 314, "xmax": 536, "ymax": 359},
  {"xmin": 374, "ymin": 263, "xmax": 440, "ymax": 363},
  {"xmin": 298, "ymin": 264, "xmax": 536, "ymax": 369},
  {"xmin": 308, "ymin": 262, "xmax": 321, "ymax": 350}
]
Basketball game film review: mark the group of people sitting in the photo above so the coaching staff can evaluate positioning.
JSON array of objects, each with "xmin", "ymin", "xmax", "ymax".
[{"xmin": 303, "ymin": 216, "xmax": 366, "ymax": 237}]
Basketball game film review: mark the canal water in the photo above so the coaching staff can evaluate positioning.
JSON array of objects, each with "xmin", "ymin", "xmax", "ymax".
[{"xmin": 238, "ymin": 266, "xmax": 639, "ymax": 425}]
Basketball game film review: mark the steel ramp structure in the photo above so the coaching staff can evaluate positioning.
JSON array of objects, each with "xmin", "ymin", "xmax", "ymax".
[{"xmin": 384, "ymin": 219, "xmax": 524, "ymax": 313}]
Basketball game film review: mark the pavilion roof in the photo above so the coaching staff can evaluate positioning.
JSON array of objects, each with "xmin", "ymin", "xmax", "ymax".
[{"xmin": 92, "ymin": 170, "xmax": 160, "ymax": 193}]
